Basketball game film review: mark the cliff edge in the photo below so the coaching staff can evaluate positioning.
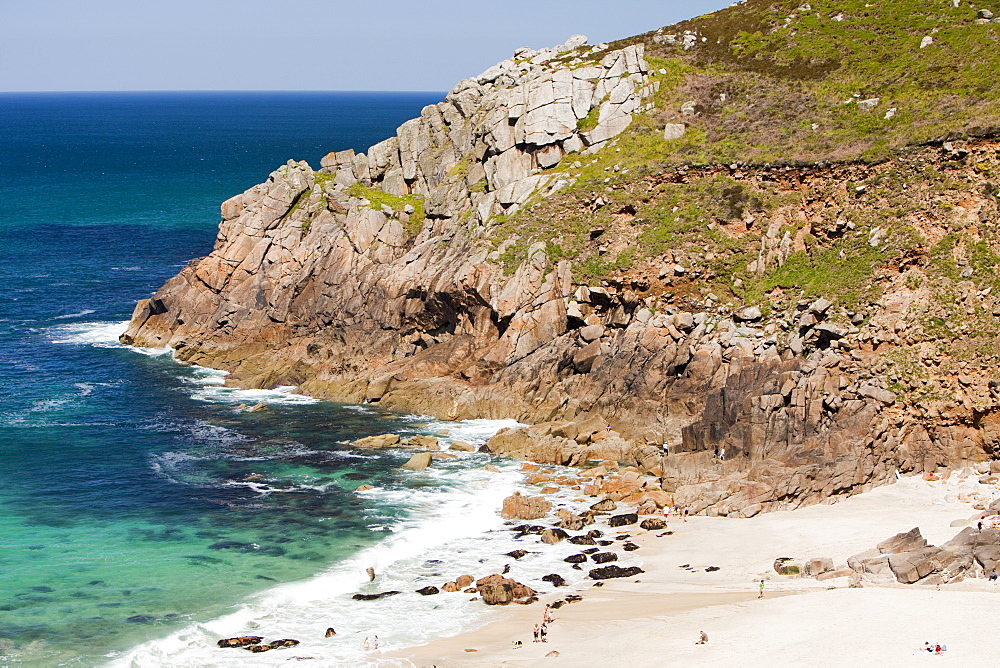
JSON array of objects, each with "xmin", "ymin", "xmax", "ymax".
[{"xmin": 123, "ymin": 1, "xmax": 1000, "ymax": 517}]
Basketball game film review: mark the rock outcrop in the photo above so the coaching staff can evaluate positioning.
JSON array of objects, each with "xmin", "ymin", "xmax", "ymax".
[
  {"xmin": 121, "ymin": 25, "xmax": 1000, "ymax": 518},
  {"xmin": 847, "ymin": 524, "xmax": 1000, "ymax": 585}
]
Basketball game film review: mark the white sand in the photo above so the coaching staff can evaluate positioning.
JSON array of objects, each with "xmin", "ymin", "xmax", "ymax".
[{"xmin": 382, "ymin": 474, "xmax": 1000, "ymax": 667}]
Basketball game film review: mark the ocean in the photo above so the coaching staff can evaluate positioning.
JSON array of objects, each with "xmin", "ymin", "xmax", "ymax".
[{"xmin": 0, "ymin": 92, "xmax": 587, "ymax": 667}]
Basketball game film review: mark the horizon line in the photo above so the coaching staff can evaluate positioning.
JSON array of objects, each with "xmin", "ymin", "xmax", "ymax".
[{"xmin": 0, "ymin": 89, "xmax": 449, "ymax": 95}]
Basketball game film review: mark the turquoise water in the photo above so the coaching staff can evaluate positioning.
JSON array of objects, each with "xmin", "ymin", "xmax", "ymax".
[{"xmin": 0, "ymin": 91, "xmax": 515, "ymax": 666}]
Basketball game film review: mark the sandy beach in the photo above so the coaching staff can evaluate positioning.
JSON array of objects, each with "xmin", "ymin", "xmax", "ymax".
[{"xmin": 383, "ymin": 473, "xmax": 1000, "ymax": 667}]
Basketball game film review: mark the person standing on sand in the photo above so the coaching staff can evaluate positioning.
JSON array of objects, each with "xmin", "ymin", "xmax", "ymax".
[
  {"xmin": 683, "ymin": 506, "xmax": 690, "ymax": 521},
  {"xmin": 540, "ymin": 623, "xmax": 548, "ymax": 643},
  {"xmin": 758, "ymin": 579, "xmax": 765, "ymax": 599},
  {"xmin": 720, "ymin": 447, "xmax": 726, "ymax": 461},
  {"xmin": 543, "ymin": 604, "xmax": 553, "ymax": 624},
  {"xmin": 713, "ymin": 445, "xmax": 719, "ymax": 459},
  {"xmin": 533, "ymin": 624, "xmax": 540, "ymax": 642}
]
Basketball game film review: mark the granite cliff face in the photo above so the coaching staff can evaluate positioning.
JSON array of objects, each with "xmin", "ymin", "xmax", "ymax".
[{"xmin": 123, "ymin": 27, "xmax": 1000, "ymax": 516}]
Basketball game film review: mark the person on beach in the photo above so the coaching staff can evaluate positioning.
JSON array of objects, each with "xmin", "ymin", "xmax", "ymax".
[
  {"xmin": 663, "ymin": 505, "xmax": 670, "ymax": 520},
  {"xmin": 543, "ymin": 604, "xmax": 553, "ymax": 624},
  {"xmin": 990, "ymin": 569, "xmax": 998, "ymax": 582},
  {"xmin": 533, "ymin": 624, "xmax": 540, "ymax": 643},
  {"xmin": 683, "ymin": 506, "xmax": 690, "ymax": 521},
  {"xmin": 363, "ymin": 637, "xmax": 370, "ymax": 650},
  {"xmin": 696, "ymin": 631, "xmax": 708, "ymax": 644},
  {"xmin": 720, "ymin": 447, "xmax": 726, "ymax": 461},
  {"xmin": 713, "ymin": 445, "xmax": 719, "ymax": 459},
  {"xmin": 758, "ymin": 579, "xmax": 765, "ymax": 598},
  {"xmin": 373, "ymin": 635, "xmax": 379, "ymax": 651},
  {"xmin": 540, "ymin": 624, "xmax": 549, "ymax": 642}
]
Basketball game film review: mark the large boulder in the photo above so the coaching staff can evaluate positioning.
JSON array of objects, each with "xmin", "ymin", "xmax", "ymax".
[
  {"xmin": 501, "ymin": 492, "xmax": 552, "ymax": 520},
  {"xmin": 608, "ymin": 513, "xmax": 638, "ymax": 527},
  {"xmin": 401, "ymin": 435, "xmax": 440, "ymax": 450},
  {"xmin": 640, "ymin": 517, "xmax": 667, "ymax": 531},
  {"xmin": 541, "ymin": 528, "xmax": 570, "ymax": 544},
  {"xmin": 401, "ymin": 452, "xmax": 433, "ymax": 470},
  {"xmin": 353, "ymin": 433, "xmax": 401, "ymax": 449}
]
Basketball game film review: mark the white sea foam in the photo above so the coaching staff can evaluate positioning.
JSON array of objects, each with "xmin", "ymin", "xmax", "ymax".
[
  {"xmin": 53, "ymin": 309, "xmax": 96, "ymax": 320},
  {"xmin": 111, "ymin": 419, "xmax": 591, "ymax": 668},
  {"xmin": 49, "ymin": 320, "xmax": 130, "ymax": 346}
]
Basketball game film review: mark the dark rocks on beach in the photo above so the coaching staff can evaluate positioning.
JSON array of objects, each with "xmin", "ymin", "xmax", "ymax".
[
  {"xmin": 591, "ymin": 552, "xmax": 618, "ymax": 563},
  {"xmin": 705, "ymin": 566, "xmax": 720, "ymax": 572},
  {"xmin": 590, "ymin": 499, "xmax": 617, "ymax": 512},
  {"xmin": 597, "ymin": 540, "xmax": 614, "ymax": 546},
  {"xmin": 587, "ymin": 529, "xmax": 604, "ymax": 538},
  {"xmin": 564, "ymin": 553, "xmax": 587, "ymax": 564},
  {"xmin": 623, "ymin": 542, "xmax": 640, "ymax": 551},
  {"xmin": 640, "ymin": 518, "xmax": 666, "ymax": 531},
  {"xmin": 246, "ymin": 645, "xmax": 272, "ymax": 653},
  {"xmin": 416, "ymin": 586, "xmax": 440, "ymax": 595},
  {"xmin": 218, "ymin": 636, "xmax": 263, "ymax": 648},
  {"xmin": 582, "ymin": 547, "xmax": 599, "ymax": 554},
  {"xmin": 269, "ymin": 639, "xmax": 300, "ymax": 648},
  {"xmin": 568, "ymin": 535, "xmax": 597, "ymax": 545},
  {"xmin": 541, "ymin": 528, "xmax": 570, "ymax": 544},
  {"xmin": 542, "ymin": 573, "xmax": 567, "ymax": 587},
  {"xmin": 608, "ymin": 513, "xmax": 638, "ymax": 527},
  {"xmin": 558, "ymin": 514, "xmax": 587, "ymax": 531},
  {"xmin": 550, "ymin": 600, "xmax": 565, "ymax": 609},
  {"xmin": 352, "ymin": 591, "xmax": 402, "ymax": 601},
  {"xmin": 589, "ymin": 565, "xmax": 644, "ymax": 580},
  {"xmin": 506, "ymin": 549, "xmax": 528, "ymax": 559}
]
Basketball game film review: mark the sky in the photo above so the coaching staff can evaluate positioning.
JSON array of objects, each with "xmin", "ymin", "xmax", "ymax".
[{"xmin": 1, "ymin": 0, "xmax": 734, "ymax": 92}]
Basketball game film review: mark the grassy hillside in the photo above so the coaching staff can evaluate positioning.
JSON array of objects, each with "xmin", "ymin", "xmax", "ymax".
[
  {"xmin": 624, "ymin": 0, "xmax": 1000, "ymax": 164},
  {"xmin": 488, "ymin": 0, "xmax": 1000, "ymax": 340}
]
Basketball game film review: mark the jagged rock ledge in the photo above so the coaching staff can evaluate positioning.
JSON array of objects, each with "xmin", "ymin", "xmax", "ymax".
[{"xmin": 121, "ymin": 35, "xmax": 1000, "ymax": 518}]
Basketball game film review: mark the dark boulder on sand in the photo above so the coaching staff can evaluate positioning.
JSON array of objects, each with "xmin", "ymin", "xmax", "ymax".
[
  {"xmin": 640, "ymin": 518, "xmax": 667, "ymax": 531},
  {"xmin": 564, "ymin": 553, "xmax": 587, "ymax": 564},
  {"xmin": 589, "ymin": 565, "xmax": 644, "ymax": 580},
  {"xmin": 569, "ymin": 535, "xmax": 597, "ymax": 545},
  {"xmin": 591, "ymin": 552, "xmax": 618, "ymax": 563},
  {"xmin": 608, "ymin": 513, "xmax": 638, "ymax": 527}
]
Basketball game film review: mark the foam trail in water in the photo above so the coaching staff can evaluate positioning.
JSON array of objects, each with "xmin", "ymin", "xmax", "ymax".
[{"xmin": 185, "ymin": 366, "xmax": 319, "ymax": 405}]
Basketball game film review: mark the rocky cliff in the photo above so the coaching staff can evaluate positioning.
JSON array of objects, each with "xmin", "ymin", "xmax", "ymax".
[{"xmin": 123, "ymin": 3, "xmax": 1000, "ymax": 517}]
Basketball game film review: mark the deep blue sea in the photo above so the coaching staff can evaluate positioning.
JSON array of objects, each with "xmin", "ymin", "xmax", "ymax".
[{"xmin": 0, "ymin": 92, "xmax": 552, "ymax": 666}]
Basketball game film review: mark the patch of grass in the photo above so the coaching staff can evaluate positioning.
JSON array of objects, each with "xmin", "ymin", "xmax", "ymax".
[
  {"xmin": 576, "ymin": 106, "xmax": 600, "ymax": 133},
  {"xmin": 346, "ymin": 183, "xmax": 427, "ymax": 236}
]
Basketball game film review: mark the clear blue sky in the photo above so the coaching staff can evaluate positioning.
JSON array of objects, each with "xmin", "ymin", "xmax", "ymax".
[{"xmin": 1, "ymin": 0, "xmax": 733, "ymax": 92}]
